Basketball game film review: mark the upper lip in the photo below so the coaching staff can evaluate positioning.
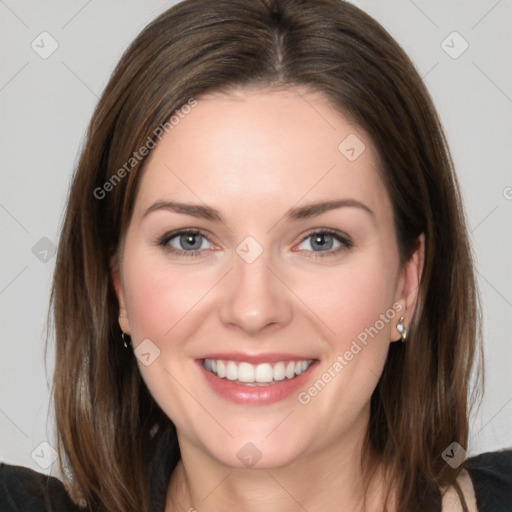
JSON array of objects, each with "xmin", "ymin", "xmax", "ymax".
[{"xmin": 200, "ymin": 352, "xmax": 316, "ymax": 364}]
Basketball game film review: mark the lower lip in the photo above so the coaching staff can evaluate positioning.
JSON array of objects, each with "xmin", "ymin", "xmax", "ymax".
[{"xmin": 197, "ymin": 360, "xmax": 318, "ymax": 405}]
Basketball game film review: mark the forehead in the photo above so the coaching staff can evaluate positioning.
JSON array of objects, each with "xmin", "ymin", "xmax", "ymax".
[{"xmin": 135, "ymin": 87, "xmax": 390, "ymax": 220}]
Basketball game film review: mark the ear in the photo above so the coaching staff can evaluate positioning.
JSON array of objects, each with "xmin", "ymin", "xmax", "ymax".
[
  {"xmin": 392, "ymin": 233, "xmax": 425, "ymax": 340},
  {"xmin": 110, "ymin": 254, "xmax": 131, "ymax": 334}
]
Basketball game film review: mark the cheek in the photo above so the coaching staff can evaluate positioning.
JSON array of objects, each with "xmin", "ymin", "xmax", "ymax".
[
  {"xmin": 291, "ymin": 259, "xmax": 399, "ymax": 437},
  {"xmin": 298, "ymin": 258, "xmax": 398, "ymax": 348},
  {"xmin": 119, "ymin": 246, "xmax": 211, "ymax": 426},
  {"xmin": 122, "ymin": 246, "xmax": 212, "ymax": 343}
]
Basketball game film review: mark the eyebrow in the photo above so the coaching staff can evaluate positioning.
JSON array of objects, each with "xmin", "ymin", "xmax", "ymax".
[{"xmin": 143, "ymin": 199, "xmax": 374, "ymax": 223}]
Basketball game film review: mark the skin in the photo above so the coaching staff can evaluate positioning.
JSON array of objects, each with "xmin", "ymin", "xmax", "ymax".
[{"xmin": 112, "ymin": 86, "xmax": 426, "ymax": 511}]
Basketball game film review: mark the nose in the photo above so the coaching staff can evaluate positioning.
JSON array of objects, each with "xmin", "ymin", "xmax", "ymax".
[{"xmin": 218, "ymin": 244, "xmax": 293, "ymax": 336}]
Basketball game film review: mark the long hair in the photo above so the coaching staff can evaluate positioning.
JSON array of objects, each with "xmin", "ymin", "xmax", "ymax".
[{"xmin": 50, "ymin": 0, "xmax": 482, "ymax": 510}]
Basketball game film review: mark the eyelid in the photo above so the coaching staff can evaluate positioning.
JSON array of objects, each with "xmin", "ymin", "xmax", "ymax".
[
  {"xmin": 298, "ymin": 227, "xmax": 352, "ymax": 244},
  {"xmin": 159, "ymin": 228, "xmax": 211, "ymax": 245},
  {"xmin": 158, "ymin": 228, "xmax": 216, "ymax": 256},
  {"xmin": 294, "ymin": 228, "xmax": 353, "ymax": 255}
]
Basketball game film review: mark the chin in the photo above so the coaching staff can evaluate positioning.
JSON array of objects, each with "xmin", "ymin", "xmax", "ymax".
[{"xmin": 206, "ymin": 435, "xmax": 306, "ymax": 470}]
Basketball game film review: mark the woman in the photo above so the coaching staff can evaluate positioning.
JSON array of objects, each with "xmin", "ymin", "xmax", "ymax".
[{"xmin": 1, "ymin": 0, "xmax": 511, "ymax": 511}]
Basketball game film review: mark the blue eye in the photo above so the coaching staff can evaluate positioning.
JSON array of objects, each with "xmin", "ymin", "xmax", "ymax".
[
  {"xmin": 158, "ymin": 229, "xmax": 213, "ymax": 256},
  {"xmin": 296, "ymin": 229, "xmax": 352, "ymax": 258}
]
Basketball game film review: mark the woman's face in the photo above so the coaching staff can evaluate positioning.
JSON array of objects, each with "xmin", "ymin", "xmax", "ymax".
[{"xmin": 113, "ymin": 87, "xmax": 422, "ymax": 469}]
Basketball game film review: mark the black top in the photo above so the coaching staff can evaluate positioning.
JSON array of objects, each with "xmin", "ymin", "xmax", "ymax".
[{"xmin": 2, "ymin": 433, "xmax": 511, "ymax": 512}]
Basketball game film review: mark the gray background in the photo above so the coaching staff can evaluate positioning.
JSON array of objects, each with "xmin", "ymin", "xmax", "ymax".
[{"xmin": 1, "ymin": 0, "xmax": 511, "ymax": 474}]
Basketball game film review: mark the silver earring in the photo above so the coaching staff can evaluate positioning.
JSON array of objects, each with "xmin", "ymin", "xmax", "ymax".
[
  {"xmin": 121, "ymin": 332, "xmax": 131, "ymax": 348},
  {"xmin": 396, "ymin": 317, "xmax": 407, "ymax": 342}
]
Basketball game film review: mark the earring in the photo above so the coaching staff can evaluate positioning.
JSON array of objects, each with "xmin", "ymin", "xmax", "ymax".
[
  {"xmin": 396, "ymin": 317, "xmax": 407, "ymax": 342},
  {"xmin": 122, "ymin": 332, "xmax": 131, "ymax": 348}
]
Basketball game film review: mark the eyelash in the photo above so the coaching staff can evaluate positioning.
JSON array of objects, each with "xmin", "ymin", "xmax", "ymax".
[
  {"xmin": 157, "ymin": 228, "xmax": 353, "ymax": 258},
  {"xmin": 298, "ymin": 228, "xmax": 353, "ymax": 259}
]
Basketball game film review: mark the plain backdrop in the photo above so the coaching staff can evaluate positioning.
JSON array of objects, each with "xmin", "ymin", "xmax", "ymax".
[{"xmin": 1, "ymin": 0, "xmax": 511, "ymax": 475}]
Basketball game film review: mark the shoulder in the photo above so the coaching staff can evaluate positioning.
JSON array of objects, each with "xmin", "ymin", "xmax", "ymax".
[
  {"xmin": 441, "ymin": 469, "xmax": 478, "ymax": 512},
  {"xmin": 1, "ymin": 462, "xmax": 85, "ymax": 511},
  {"xmin": 465, "ymin": 449, "xmax": 512, "ymax": 512},
  {"xmin": 440, "ymin": 449, "xmax": 512, "ymax": 512}
]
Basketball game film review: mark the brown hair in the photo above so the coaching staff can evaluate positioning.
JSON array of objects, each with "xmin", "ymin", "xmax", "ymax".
[{"xmin": 50, "ymin": 0, "xmax": 482, "ymax": 510}]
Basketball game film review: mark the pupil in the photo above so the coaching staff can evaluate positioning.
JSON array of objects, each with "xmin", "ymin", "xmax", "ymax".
[
  {"xmin": 181, "ymin": 234, "xmax": 202, "ymax": 250},
  {"xmin": 312, "ymin": 234, "xmax": 333, "ymax": 251}
]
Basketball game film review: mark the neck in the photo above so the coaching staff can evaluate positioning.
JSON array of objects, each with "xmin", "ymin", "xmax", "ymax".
[{"xmin": 165, "ymin": 425, "xmax": 391, "ymax": 512}]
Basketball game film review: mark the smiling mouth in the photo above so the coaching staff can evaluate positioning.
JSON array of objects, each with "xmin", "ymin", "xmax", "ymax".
[{"xmin": 203, "ymin": 358, "xmax": 314, "ymax": 385}]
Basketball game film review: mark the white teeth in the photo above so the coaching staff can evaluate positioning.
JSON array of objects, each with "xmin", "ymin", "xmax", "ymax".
[
  {"xmin": 226, "ymin": 361, "xmax": 238, "ymax": 381},
  {"xmin": 255, "ymin": 363, "xmax": 273, "ymax": 383},
  {"xmin": 285, "ymin": 361, "xmax": 295, "ymax": 379},
  {"xmin": 273, "ymin": 362, "xmax": 285, "ymax": 381},
  {"xmin": 217, "ymin": 360, "xmax": 226, "ymax": 378},
  {"xmin": 203, "ymin": 358, "xmax": 313, "ymax": 383},
  {"xmin": 238, "ymin": 362, "xmax": 255, "ymax": 382}
]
